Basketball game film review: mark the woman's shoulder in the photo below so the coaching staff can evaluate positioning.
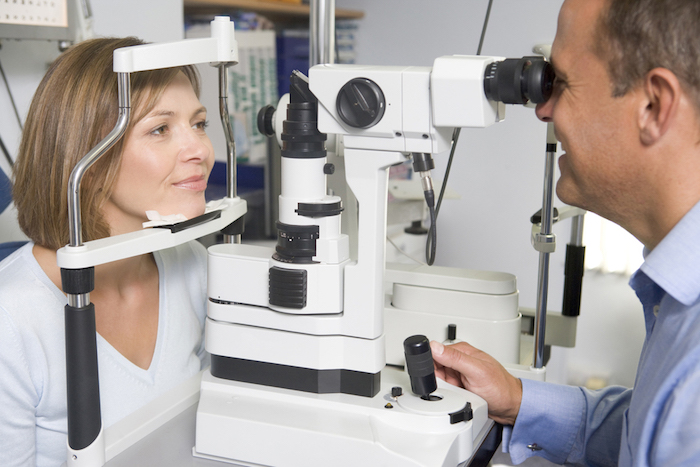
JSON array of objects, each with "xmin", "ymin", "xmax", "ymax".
[
  {"xmin": 0, "ymin": 242, "xmax": 57, "ymax": 297},
  {"xmin": 0, "ymin": 242, "xmax": 65, "ymax": 378},
  {"xmin": 0, "ymin": 242, "xmax": 65, "ymax": 323}
]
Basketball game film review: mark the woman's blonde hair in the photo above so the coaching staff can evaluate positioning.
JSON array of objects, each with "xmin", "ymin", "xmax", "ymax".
[{"xmin": 13, "ymin": 37, "xmax": 200, "ymax": 250}]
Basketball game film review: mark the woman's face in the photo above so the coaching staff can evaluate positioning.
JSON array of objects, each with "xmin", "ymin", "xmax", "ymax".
[{"xmin": 103, "ymin": 72, "xmax": 215, "ymax": 235}]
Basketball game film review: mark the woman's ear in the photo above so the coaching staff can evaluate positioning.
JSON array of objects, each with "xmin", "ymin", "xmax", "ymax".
[{"xmin": 638, "ymin": 68, "xmax": 681, "ymax": 146}]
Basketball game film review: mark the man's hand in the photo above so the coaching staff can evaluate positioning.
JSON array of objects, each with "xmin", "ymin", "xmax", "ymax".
[{"xmin": 430, "ymin": 340, "xmax": 523, "ymax": 426}]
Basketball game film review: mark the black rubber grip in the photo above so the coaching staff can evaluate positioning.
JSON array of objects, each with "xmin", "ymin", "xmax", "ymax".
[
  {"xmin": 65, "ymin": 303, "xmax": 102, "ymax": 450},
  {"xmin": 562, "ymin": 244, "xmax": 586, "ymax": 317},
  {"xmin": 60, "ymin": 267, "xmax": 95, "ymax": 295},
  {"xmin": 403, "ymin": 335, "xmax": 437, "ymax": 397}
]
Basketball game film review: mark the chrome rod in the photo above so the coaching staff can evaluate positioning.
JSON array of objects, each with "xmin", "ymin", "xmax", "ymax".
[
  {"xmin": 310, "ymin": 0, "xmax": 335, "ymax": 67},
  {"xmin": 218, "ymin": 64, "xmax": 240, "ymax": 244},
  {"xmin": 67, "ymin": 72, "xmax": 131, "ymax": 247},
  {"xmin": 67, "ymin": 292, "xmax": 90, "ymax": 308},
  {"xmin": 218, "ymin": 64, "xmax": 237, "ymax": 200},
  {"xmin": 534, "ymin": 123, "xmax": 557, "ymax": 369},
  {"xmin": 570, "ymin": 214, "xmax": 585, "ymax": 246}
]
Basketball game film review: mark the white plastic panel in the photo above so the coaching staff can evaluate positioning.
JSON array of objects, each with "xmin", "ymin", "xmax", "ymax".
[
  {"xmin": 205, "ymin": 319, "xmax": 385, "ymax": 373},
  {"xmin": 195, "ymin": 367, "xmax": 488, "ymax": 467},
  {"xmin": 431, "ymin": 55, "xmax": 505, "ymax": 128},
  {"xmin": 384, "ymin": 297, "xmax": 521, "ymax": 367},
  {"xmin": 386, "ymin": 261, "xmax": 517, "ymax": 295},
  {"xmin": 208, "ymin": 243, "xmax": 272, "ymax": 308}
]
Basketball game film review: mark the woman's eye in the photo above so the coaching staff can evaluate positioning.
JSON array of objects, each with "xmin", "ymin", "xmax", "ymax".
[
  {"xmin": 151, "ymin": 125, "xmax": 167, "ymax": 136},
  {"xmin": 194, "ymin": 120, "xmax": 209, "ymax": 131}
]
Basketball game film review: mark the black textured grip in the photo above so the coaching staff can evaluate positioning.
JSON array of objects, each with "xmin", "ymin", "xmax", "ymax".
[
  {"xmin": 60, "ymin": 267, "xmax": 95, "ymax": 295},
  {"xmin": 269, "ymin": 266, "xmax": 307, "ymax": 309},
  {"xmin": 403, "ymin": 335, "xmax": 437, "ymax": 397},
  {"xmin": 562, "ymin": 244, "xmax": 586, "ymax": 317},
  {"xmin": 65, "ymin": 303, "xmax": 102, "ymax": 450}
]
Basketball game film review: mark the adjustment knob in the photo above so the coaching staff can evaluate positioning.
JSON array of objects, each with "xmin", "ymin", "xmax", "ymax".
[
  {"xmin": 257, "ymin": 104, "xmax": 276, "ymax": 136},
  {"xmin": 336, "ymin": 78, "xmax": 386, "ymax": 128}
]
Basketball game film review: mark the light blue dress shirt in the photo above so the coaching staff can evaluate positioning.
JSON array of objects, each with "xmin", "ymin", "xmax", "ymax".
[{"xmin": 504, "ymin": 199, "xmax": 700, "ymax": 466}]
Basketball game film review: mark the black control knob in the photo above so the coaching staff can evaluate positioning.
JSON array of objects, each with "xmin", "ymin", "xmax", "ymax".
[
  {"xmin": 336, "ymin": 78, "xmax": 386, "ymax": 128},
  {"xmin": 257, "ymin": 104, "xmax": 276, "ymax": 137},
  {"xmin": 403, "ymin": 335, "xmax": 437, "ymax": 399}
]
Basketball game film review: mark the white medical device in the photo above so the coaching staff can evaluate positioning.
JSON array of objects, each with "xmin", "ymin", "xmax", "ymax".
[{"xmin": 193, "ymin": 55, "xmax": 556, "ymax": 466}]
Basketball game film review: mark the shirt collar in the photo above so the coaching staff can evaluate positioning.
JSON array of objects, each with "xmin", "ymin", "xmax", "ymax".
[{"xmin": 639, "ymin": 200, "xmax": 700, "ymax": 306}]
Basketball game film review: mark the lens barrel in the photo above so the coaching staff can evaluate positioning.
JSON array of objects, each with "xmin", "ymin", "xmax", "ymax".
[{"xmin": 484, "ymin": 56, "xmax": 554, "ymax": 105}]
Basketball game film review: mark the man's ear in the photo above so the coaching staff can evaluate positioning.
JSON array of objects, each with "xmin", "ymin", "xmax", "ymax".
[{"xmin": 638, "ymin": 68, "xmax": 681, "ymax": 146}]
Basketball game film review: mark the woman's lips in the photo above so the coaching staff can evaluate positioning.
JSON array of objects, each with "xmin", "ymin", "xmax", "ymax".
[{"xmin": 173, "ymin": 176, "xmax": 207, "ymax": 191}]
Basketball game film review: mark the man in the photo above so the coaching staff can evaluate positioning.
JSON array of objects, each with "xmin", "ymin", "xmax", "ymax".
[{"xmin": 431, "ymin": 0, "xmax": 700, "ymax": 465}]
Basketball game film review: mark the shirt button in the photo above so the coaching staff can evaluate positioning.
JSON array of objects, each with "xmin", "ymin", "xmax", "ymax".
[
  {"xmin": 527, "ymin": 443, "xmax": 543, "ymax": 451},
  {"xmin": 653, "ymin": 305, "xmax": 660, "ymax": 317}
]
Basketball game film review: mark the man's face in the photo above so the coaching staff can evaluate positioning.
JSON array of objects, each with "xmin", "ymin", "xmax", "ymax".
[{"xmin": 536, "ymin": 0, "xmax": 643, "ymax": 222}]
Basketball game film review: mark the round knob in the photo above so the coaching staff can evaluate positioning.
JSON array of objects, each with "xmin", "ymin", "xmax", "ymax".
[
  {"xmin": 257, "ymin": 104, "xmax": 276, "ymax": 136},
  {"xmin": 336, "ymin": 78, "xmax": 386, "ymax": 129}
]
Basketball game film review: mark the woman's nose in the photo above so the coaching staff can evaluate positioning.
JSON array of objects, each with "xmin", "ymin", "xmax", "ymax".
[{"xmin": 180, "ymin": 130, "xmax": 212, "ymax": 163}]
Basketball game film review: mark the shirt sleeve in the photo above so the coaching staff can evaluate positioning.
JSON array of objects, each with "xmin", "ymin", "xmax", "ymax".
[
  {"xmin": 0, "ymin": 307, "xmax": 38, "ymax": 467},
  {"xmin": 504, "ymin": 379, "xmax": 631, "ymax": 466}
]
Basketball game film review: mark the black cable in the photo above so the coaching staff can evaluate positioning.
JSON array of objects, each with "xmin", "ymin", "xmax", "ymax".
[
  {"xmin": 425, "ymin": 0, "xmax": 493, "ymax": 262},
  {"xmin": 425, "ymin": 190, "xmax": 437, "ymax": 265},
  {"xmin": 435, "ymin": 128, "xmax": 460, "ymax": 218},
  {"xmin": 0, "ymin": 133, "xmax": 12, "ymax": 168},
  {"xmin": 0, "ymin": 57, "xmax": 24, "ymax": 132},
  {"xmin": 477, "ymin": 0, "xmax": 495, "ymax": 56}
]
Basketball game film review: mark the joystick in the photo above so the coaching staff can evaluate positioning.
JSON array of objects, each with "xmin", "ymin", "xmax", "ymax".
[{"xmin": 403, "ymin": 335, "xmax": 439, "ymax": 400}]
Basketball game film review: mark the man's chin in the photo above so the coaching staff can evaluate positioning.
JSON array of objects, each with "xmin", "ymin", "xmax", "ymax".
[{"xmin": 555, "ymin": 179, "xmax": 581, "ymax": 208}]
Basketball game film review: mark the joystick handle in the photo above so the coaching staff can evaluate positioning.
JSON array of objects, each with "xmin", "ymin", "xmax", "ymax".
[{"xmin": 403, "ymin": 335, "xmax": 438, "ymax": 398}]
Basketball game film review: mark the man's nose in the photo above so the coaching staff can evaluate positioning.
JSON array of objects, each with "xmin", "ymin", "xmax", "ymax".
[{"xmin": 535, "ymin": 98, "xmax": 554, "ymax": 122}]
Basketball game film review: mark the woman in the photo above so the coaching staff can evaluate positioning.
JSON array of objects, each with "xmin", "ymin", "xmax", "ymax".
[{"xmin": 0, "ymin": 37, "xmax": 214, "ymax": 466}]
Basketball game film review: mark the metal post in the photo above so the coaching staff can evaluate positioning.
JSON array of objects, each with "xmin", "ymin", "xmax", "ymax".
[
  {"xmin": 63, "ymin": 71, "xmax": 131, "ymax": 466},
  {"xmin": 533, "ymin": 123, "xmax": 557, "ymax": 369},
  {"xmin": 570, "ymin": 214, "xmax": 584, "ymax": 245},
  {"xmin": 218, "ymin": 64, "xmax": 240, "ymax": 244},
  {"xmin": 67, "ymin": 72, "xmax": 131, "ymax": 247},
  {"xmin": 310, "ymin": 0, "xmax": 335, "ymax": 67}
]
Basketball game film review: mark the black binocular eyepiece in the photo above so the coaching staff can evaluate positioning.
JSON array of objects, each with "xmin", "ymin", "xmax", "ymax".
[{"xmin": 484, "ymin": 56, "xmax": 554, "ymax": 105}]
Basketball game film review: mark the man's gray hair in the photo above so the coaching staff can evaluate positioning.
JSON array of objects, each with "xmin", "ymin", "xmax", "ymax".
[{"xmin": 596, "ymin": 0, "xmax": 700, "ymax": 108}]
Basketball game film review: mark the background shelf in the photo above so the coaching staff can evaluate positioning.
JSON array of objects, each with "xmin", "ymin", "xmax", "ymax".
[{"xmin": 184, "ymin": 0, "xmax": 364, "ymax": 21}]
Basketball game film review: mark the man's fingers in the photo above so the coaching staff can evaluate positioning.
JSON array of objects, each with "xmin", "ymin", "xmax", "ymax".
[{"xmin": 431, "ymin": 340, "xmax": 477, "ymax": 376}]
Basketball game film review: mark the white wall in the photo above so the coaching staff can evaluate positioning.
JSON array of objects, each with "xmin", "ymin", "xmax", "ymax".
[
  {"xmin": 0, "ymin": 0, "xmax": 184, "ymax": 243},
  {"xmin": 337, "ymin": 0, "xmax": 646, "ymax": 387}
]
